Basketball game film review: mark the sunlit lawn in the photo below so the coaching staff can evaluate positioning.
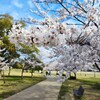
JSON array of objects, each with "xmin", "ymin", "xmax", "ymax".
[
  {"xmin": 0, "ymin": 69, "xmax": 46, "ymax": 99},
  {"xmin": 58, "ymin": 72, "xmax": 100, "ymax": 100}
]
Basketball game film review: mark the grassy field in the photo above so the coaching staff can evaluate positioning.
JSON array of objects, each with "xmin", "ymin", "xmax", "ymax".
[
  {"xmin": 58, "ymin": 72, "xmax": 100, "ymax": 100},
  {"xmin": 0, "ymin": 69, "xmax": 46, "ymax": 99}
]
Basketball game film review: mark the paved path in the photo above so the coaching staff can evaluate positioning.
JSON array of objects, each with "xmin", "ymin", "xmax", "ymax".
[{"xmin": 4, "ymin": 76, "xmax": 62, "ymax": 100}]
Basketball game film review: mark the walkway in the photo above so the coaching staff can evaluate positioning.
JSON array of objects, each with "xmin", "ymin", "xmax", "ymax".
[{"xmin": 4, "ymin": 76, "xmax": 62, "ymax": 100}]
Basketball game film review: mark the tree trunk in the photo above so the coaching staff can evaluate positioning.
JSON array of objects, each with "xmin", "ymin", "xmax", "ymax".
[
  {"xmin": 0, "ymin": 70, "xmax": 2, "ymax": 79},
  {"xmin": 8, "ymin": 67, "xmax": 11, "ymax": 76},
  {"xmin": 74, "ymin": 72, "xmax": 77, "ymax": 79},
  {"xmin": 3, "ymin": 71, "xmax": 5, "ymax": 83},
  {"xmin": 21, "ymin": 69, "xmax": 24, "ymax": 79},
  {"xmin": 94, "ymin": 62, "xmax": 100, "ymax": 72},
  {"xmin": 31, "ymin": 69, "xmax": 34, "ymax": 78}
]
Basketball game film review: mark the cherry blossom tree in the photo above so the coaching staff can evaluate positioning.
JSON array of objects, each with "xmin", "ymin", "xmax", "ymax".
[
  {"xmin": 30, "ymin": 0, "xmax": 100, "ymax": 72},
  {"xmin": 7, "ymin": 0, "xmax": 100, "ymax": 81},
  {"xmin": 8, "ymin": 17, "xmax": 99, "ymax": 81},
  {"xmin": 0, "ymin": 47, "xmax": 10, "ymax": 83}
]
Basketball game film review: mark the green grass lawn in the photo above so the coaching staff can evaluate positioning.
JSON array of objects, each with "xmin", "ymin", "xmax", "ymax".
[
  {"xmin": 58, "ymin": 72, "xmax": 100, "ymax": 100},
  {"xmin": 0, "ymin": 69, "xmax": 46, "ymax": 99}
]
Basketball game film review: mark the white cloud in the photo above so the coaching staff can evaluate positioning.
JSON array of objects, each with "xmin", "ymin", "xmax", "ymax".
[
  {"xmin": 28, "ymin": 15, "xmax": 33, "ymax": 19},
  {"xmin": 11, "ymin": 12, "xmax": 19, "ymax": 19},
  {"xmin": 12, "ymin": 0, "xmax": 23, "ymax": 8},
  {"xmin": 65, "ymin": 19, "xmax": 76, "ymax": 24},
  {"xmin": 28, "ymin": 0, "xmax": 33, "ymax": 8}
]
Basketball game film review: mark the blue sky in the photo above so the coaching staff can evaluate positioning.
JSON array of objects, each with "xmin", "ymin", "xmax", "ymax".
[
  {"xmin": 0, "ymin": 0, "xmax": 74, "ymax": 20},
  {"xmin": 1, "ymin": 0, "xmax": 95, "ymax": 25},
  {"xmin": 0, "ymin": 0, "xmax": 62, "ymax": 22},
  {"xmin": 0, "ymin": 0, "xmax": 37, "ymax": 20}
]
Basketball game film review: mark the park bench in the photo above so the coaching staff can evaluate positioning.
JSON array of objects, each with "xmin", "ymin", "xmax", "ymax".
[{"xmin": 73, "ymin": 86, "xmax": 84, "ymax": 100}]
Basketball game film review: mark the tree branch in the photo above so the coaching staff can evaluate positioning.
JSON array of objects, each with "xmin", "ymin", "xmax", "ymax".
[
  {"xmin": 56, "ymin": 0, "xmax": 86, "ymax": 25},
  {"xmin": 92, "ymin": 0, "xmax": 95, "ymax": 6},
  {"xmin": 74, "ymin": 0, "xmax": 87, "ymax": 13}
]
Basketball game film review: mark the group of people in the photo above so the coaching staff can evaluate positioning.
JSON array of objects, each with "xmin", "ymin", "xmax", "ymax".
[
  {"xmin": 46, "ymin": 70, "xmax": 51, "ymax": 76},
  {"xmin": 45, "ymin": 70, "xmax": 60, "ymax": 76}
]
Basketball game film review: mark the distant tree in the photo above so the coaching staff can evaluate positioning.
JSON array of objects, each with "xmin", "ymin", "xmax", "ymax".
[
  {"xmin": 0, "ymin": 14, "xmax": 13, "ymax": 37},
  {"xmin": 0, "ymin": 14, "xmax": 20, "ymax": 77},
  {"xmin": 15, "ymin": 19, "xmax": 26, "ymax": 28}
]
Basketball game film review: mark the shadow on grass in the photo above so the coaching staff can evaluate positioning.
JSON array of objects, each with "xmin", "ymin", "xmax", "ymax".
[
  {"xmin": 93, "ymin": 83, "xmax": 100, "ymax": 90},
  {"xmin": 58, "ymin": 78, "xmax": 100, "ymax": 100},
  {"xmin": 77, "ymin": 79, "xmax": 100, "ymax": 90},
  {"xmin": 58, "ymin": 80, "xmax": 69, "ymax": 100},
  {"xmin": 0, "ymin": 75, "xmax": 44, "ymax": 81},
  {"xmin": 0, "ymin": 75, "xmax": 45, "ymax": 99}
]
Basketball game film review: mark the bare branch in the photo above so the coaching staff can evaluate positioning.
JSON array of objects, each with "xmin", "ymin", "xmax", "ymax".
[
  {"xmin": 66, "ymin": 23, "xmax": 83, "ymax": 25},
  {"xmin": 74, "ymin": 0, "xmax": 87, "ymax": 13},
  {"xmin": 56, "ymin": 0, "xmax": 86, "ymax": 25},
  {"xmin": 92, "ymin": 0, "xmax": 95, "ymax": 6}
]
